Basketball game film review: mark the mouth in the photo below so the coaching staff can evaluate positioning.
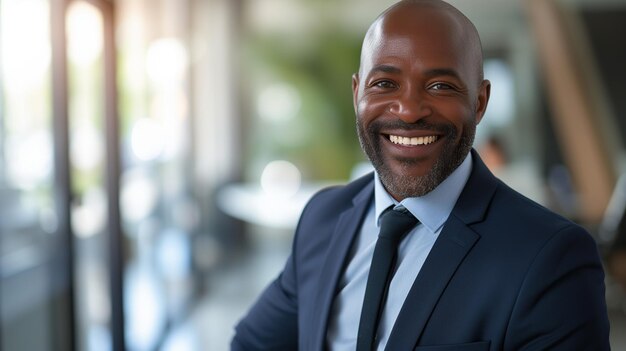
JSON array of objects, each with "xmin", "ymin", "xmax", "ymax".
[{"xmin": 388, "ymin": 134, "xmax": 439, "ymax": 146}]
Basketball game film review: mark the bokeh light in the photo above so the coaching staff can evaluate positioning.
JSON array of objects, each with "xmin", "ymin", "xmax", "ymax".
[{"xmin": 260, "ymin": 160, "xmax": 302, "ymax": 199}]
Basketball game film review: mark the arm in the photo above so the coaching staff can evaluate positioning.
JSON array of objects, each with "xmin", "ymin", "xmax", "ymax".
[
  {"xmin": 504, "ymin": 225, "xmax": 610, "ymax": 350},
  {"xmin": 231, "ymin": 187, "xmax": 331, "ymax": 350},
  {"xmin": 230, "ymin": 184, "xmax": 348, "ymax": 350}
]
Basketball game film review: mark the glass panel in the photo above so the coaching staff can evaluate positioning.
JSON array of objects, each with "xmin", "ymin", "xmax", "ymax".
[
  {"xmin": 0, "ymin": 0, "xmax": 71, "ymax": 350},
  {"xmin": 116, "ymin": 0, "xmax": 199, "ymax": 349},
  {"xmin": 65, "ymin": 1, "xmax": 111, "ymax": 350}
]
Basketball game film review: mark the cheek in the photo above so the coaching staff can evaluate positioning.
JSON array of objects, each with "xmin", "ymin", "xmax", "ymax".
[
  {"xmin": 438, "ymin": 104, "xmax": 476, "ymax": 133},
  {"xmin": 357, "ymin": 96, "xmax": 389, "ymax": 124}
]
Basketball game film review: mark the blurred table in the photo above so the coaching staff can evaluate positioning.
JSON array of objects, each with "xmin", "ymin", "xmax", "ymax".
[{"xmin": 216, "ymin": 182, "xmax": 341, "ymax": 230}]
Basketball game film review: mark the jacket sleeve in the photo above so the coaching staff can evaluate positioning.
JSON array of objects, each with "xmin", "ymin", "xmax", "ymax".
[{"xmin": 504, "ymin": 224, "xmax": 610, "ymax": 350}]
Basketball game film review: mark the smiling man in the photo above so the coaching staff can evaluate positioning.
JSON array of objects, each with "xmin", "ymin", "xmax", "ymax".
[
  {"xmin": 354, "ymin": 1, "xmax": 489, "ymax": 200},
  {"xmin": 231, "ymin": 1, "xmax": 610, "ymax": 350}
]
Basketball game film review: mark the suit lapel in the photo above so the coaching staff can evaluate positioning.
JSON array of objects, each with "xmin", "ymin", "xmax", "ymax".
[
  {"xmin": 309, "ymin": 179, "xmax": 374, "ymax": 351},
  {"xmin": 385, "ymin": 150, "xmax": 499, "ymax": 350},
  {"xmin": 385, "ymin": 216, "xmax": 480, "ymax": 350}
]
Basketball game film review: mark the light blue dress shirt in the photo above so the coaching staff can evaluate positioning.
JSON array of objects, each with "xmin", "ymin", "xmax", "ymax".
[{"xmin": 327, "ymin": 153, "xmax": 473, "ymax": 350}]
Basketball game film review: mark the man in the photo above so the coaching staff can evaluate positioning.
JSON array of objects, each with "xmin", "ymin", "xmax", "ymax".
[{"xmin": 232, "ymin": 0, "xmax": 610, "ymax": 350}]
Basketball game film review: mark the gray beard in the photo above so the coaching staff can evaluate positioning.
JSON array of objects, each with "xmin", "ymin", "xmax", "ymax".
[{"xmin": 357, "ymin": 118, "xmax": 475, "ymax": 199}]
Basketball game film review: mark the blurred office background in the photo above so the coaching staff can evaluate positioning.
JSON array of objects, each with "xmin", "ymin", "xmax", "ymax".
[{"xmin": 1, "ymin": 0, "xmax": 626, "ymax": 350}]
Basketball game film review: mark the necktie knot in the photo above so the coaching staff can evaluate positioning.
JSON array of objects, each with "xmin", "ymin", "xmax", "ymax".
[{"xmin": 378, "ymin": 207, "xmax": 418, "ymax": 242}]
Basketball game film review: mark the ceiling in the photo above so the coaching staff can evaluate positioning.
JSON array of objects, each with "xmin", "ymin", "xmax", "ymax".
[{"xmin": 245, "ymin": 0, "xmax": 626, "ymax": 51}]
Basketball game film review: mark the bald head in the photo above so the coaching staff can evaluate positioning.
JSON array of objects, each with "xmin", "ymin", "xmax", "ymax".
[
  {"xmin": 359, "ymin": 0, "xmax": 484, "ymax": 84},
  {"xmin": 372, "ymin": 0, "xmax": 479, "ymax": 34}
]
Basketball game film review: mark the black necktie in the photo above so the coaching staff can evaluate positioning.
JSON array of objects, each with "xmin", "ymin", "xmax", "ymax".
[{"xmin": 356, "ymin": 207, "xmax": 418, "ymax": 351}]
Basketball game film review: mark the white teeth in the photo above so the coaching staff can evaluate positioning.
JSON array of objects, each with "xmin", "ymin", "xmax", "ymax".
[{"xmin": 389, "ymin": 134, "xmax": 438, "ymax": 146}]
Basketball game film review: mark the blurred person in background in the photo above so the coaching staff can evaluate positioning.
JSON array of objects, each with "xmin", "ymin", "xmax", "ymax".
[
  {"xmin": 479, "ymin": 135, "xmax": 547, "ymax": 206},
  {"xmin": 232, "ymin": 0, "xmax": 610, "ymax": 350}
]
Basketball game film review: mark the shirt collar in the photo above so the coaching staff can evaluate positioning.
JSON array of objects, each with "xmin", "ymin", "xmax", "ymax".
[{"xmin": 374, "ymin": 152, "xmax": 473, "ymax": 233}]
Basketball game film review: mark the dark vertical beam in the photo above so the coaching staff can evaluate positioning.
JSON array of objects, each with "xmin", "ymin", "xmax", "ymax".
[
  {"xmin": 100, "ymin": 1, "xmax": 125, "ymax": 350},
  {"xmin": 50, "ymin": 0, "xmax": 76, "ymax": 350}
]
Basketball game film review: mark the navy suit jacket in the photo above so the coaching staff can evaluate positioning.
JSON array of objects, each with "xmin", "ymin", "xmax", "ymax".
[{"xmin": 232, "ymin": 151, "xmax": 610, "ymax": 350}]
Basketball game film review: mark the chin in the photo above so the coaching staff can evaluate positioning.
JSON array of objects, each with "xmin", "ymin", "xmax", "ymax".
[
  {"xmin": 378, "ymin": 150, "xmax": 463, "ymax": 199},
  {"xmin": 378, "ymin": 165, "xmax": 439, "ymax": 199},
  {"xmin": 387, "ymin": 156, "xmax": 437, "ymax": 178}
]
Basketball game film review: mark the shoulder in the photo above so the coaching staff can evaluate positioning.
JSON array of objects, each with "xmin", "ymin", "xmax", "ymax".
[
  {"xmin": 489, "ymin": 180, "xmax": 578, "ymax": 235},
  {"xmin": 300, "ymin": 172, "xmax": 374, "ymax": 219},
  {"xmin": 289, "ymin": 172, "xmax": 374, "ymax": 278},
  {"xmin": 460, "ymin": 153, "xmax": 595, "ymax": 259},
  {"xmin": 290, "ymin": 172, "xmax": 374, "ymax": 254},
  {"xmin": 471, "ymin": 178, "xmax": 600, "ymax": 271},
  {"xmin": 458, "ymin": 151, "xmax": 581, "ymax": 239}
]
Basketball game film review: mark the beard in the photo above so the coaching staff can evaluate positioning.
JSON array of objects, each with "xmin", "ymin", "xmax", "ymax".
[{"xmin": 357, "ymin": 117, "xmax": 475, "ymax": 199}]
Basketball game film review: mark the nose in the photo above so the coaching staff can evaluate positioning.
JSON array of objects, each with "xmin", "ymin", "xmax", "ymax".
[{"xmin": 388, "ymin": 87, "xmax": 431, "ymax": 123}]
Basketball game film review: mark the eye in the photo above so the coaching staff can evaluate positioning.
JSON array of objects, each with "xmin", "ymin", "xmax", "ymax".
[
  {"xmin": 373, "ymin": 80, "xmax": 396, "ymax": 89},
  {"xmin": 429, "ymin": 82, "xmax": 454, "ymax": 90}
]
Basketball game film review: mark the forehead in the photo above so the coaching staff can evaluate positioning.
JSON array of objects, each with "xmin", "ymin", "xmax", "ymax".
[{"xmin": 360, "ymin": 6, "xmax": 477, "ymax": 79}]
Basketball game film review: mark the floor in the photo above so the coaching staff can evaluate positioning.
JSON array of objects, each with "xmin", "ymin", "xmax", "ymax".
[{"xmin": 163, "ymin": 229, "xmax": 626, "ymax": 351}]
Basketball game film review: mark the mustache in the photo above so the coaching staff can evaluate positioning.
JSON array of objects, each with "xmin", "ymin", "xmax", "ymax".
[{"xmin": 369, "ymin": 119, "xmax": 455, "ymax": 135}]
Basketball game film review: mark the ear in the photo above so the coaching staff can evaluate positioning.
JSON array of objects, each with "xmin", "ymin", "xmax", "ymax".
[
  {"xmin": 475, "ymin": 79, "xmax": 491, "ymax": 124},
  {"xmin": 352, "ymin": 73, "xmax": 360, "ymax": 113}
]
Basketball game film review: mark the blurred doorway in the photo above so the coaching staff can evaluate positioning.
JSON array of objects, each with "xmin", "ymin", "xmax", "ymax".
[{"xmin": 0, "ymin": 0, "xmax": 123, "ymax": 350}]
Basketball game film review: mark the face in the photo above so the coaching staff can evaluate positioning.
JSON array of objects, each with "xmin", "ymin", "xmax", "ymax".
[{"xmin": 353, "ymin": 7, "xmax": 490, "ymax": 200}]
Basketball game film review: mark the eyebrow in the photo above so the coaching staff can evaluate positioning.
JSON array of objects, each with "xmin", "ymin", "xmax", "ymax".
[
  {"xmin": 368, "ymin": 65, "xmax": 462, "ymax": 81},
  {"xmin": 423, "ymin": 68, "xmax": 462, "ymax": 81},
  {"xmin": 369, "ymin": 64, "xmax": 402, "ymax": 75}
]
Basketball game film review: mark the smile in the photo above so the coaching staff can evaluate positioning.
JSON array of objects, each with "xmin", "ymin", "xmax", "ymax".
[{"xmin": 389, "ymin": 134, "xmax": 439, "ymax": 146}]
